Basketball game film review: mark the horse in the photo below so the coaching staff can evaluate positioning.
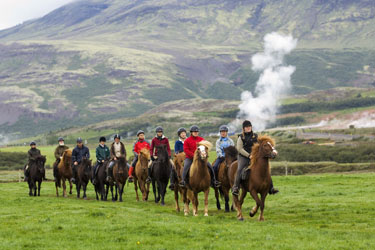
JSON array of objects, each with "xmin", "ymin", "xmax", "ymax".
[
  {"xmin": 27, "ymin": 155, "xmax": 46, "ymax": 196},
  {"xmin": 172, "ymin": 152, "xmax": 186, "ymax": 212},
  {"xmin": 183, "ymin": 140, "xmax": 213, "ymax": 216},
  {"xmin": 112, "ymin": 156, "xmax": 129, "ymax": 202},
  {"xmin": 233, "ymin": 135, "xmax": 278, "ymax": 221},
  {"xmin": 56, "ymin": 149, "xmax": 73, "ymax": 197},
  {"xmin": 151, "ymin": 144, "xmax": 171, "ymax": 206},
  {"xmin": 76, "ymin": 157, "xmax": 92, "ymax": 199},
  {"xmin": 213, "ymin": 146, "xmax": 238, "ymax": 212},
  {"xmin": 93, "ymin": 160, "xmax": 109, "ymax": 201},
  {"xmin": 133, "ymin": 148, "xmax": 151, "ymax": 201}
]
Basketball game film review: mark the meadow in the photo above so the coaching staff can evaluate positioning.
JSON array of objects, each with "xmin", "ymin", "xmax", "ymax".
[{"xmin": 0, "ymin": 173, "xmax": 374, "ymax": 249}]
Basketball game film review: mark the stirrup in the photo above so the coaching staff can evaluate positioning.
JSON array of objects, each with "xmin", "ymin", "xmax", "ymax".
[
  {"xmin": 179, "ymin": 181, "xmax": 186, "ymax": 187},
  {"xmin": 146, "ymin": 177, "xmax": 152, "ymax": 184},
  {"xmin": 169, "ymin": 183, "xmax": 175, "ymax": 190},
  {"xmin": 128, "ymin": 176, "xmax": 134, "ymax": 183},
  {"xmin": 232, "ymin": 187, "xmax": 239, "ymax": 196},
  {"xmin": 269, "ymin": 187, "xmax": 279, "ymax": 195},
  {"xmin": 214, "ymin": 180, "xmax": 221, "ymax": 188}
]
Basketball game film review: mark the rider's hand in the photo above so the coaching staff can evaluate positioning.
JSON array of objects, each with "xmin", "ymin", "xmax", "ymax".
[
  {"xmin": 60, "ymin": 156, "xmax": 63, "ymax": 160},
  {"xmin": 114, "ymin": 157, "xmax": 117, "ymax": 161},
  {"xmin": 74, "ymin": 162, "xmax": 78, "ymax": 165},
  {"xmin": 249, "ymin": 155, "xmax": 252, "ymax": 159},
  {"xmin": 102, "ymin": 160, "xmax": 104, "ymax": 163}
]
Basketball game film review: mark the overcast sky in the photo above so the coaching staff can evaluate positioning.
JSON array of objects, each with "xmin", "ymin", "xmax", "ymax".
[{"xmin": 0, "ymin": 0, "xmax": 75, "ymax": 30}]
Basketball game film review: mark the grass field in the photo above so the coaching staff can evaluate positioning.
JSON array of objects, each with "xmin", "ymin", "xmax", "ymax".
[{"xmin": 0, "ymin": 173, "xmax": 374, "ymax": 249}]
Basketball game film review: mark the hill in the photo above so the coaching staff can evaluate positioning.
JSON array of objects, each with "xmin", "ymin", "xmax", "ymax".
[{"xmin": 0, "ymin": 0, "xmax": 375, "ymax": 140}]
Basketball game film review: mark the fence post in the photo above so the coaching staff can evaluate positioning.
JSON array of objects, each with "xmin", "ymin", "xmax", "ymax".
[
  {"xmin": 19, "ymin": 170, "xmax": 21, "ymax": 183},
  {"xmin": 285, "ymin": 162, "xmax": 288, "ymax": 176}
]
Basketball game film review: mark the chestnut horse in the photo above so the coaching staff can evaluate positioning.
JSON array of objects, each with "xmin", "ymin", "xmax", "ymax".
[
  {"xmin": 233, "ymin": 135, "xmax": 278, "ymax": 221},
  {"xmin": 151, "ymin": 144, "xmax": 171, "ymax": 206},
  {"xmin": 213, "ymin": 146, "xmax": 238, "ymax": 212},
  {"xmin": 56, "ymin": 149, "xmax": 73, "ymax": 197},
  {"xmin": 183, "ymin": 141, "xmax": 212, "ymax": 216},
  {"xmin": 172, "ymin": 152, "xmax": 186, "ymax": 212},
  {"xmin": 113, "ymin": 156, "xmax": 128, "ymax": 202},
  {"xmin": 76, "ymin": 158, "xmax": 92, "ymax": 199},
  {"xmin": 27, "ymin": 155, "xmax": 46, "ymax": 196},
  {"xmin": 134, "ymin": 148, "xmax": 151, "ymax": 201}
]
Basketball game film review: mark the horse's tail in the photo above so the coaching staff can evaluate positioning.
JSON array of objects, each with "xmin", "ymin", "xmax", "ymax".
[
  {"xmin": 218, "ymin": 187, "xmax": 225, "ymax": 201},
  {"xmin": 56, "ymin": 175, "xmax": 61, "ymax": 188}
]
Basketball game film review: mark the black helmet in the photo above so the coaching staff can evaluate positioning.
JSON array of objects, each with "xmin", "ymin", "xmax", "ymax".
[
  {"xmin": 114, "ymin": 134, "xmax": 121, "ymax": 140},
  {"xmin": 190, "ymin": 125, "xmax": 200, "ymax": 132},
  {"xmin": 58, "ymin": 137, "xmax": 64, "ymax": 142},
  {"xmin": 137, "ymin": 130, "xmax": 145, "ymax": 136},
  {"xmin": 99, "ymin": 136, "xmax": 106, "ymax": 142},
  {"xmin": 242, "ymin": 120, "xmax": 252, "ymax": 128},
  {"xmin": 219, "ymin": 125, "xmax": 229, "ymax": 132},
  {"xmin": 76, "ymin": 137, "xmax": 83, "ymax": 143},
  {"xmin": 177, "ymin": 127, "xmax": 187, "ymax": 136},
  {"xmin": 155, "ymin": 126, "xmax": 163, "ymax": 133},
  {"xmin": 30, "ymin": 141, "xmax": 36, "ymax": 146}
]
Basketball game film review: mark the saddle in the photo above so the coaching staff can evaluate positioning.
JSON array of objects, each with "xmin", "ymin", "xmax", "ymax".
[{"xmin": 241, "ymin": 167, "xmax": 251, "ymax": 181}]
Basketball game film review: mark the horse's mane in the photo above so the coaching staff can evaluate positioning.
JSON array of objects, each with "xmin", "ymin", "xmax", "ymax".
[
  {"xmin": 197, "ymin": 140, "xmax": 213, "ymax": 151},
  {"xmin": 59, "ymin": 149, "xmax": 72, "ymax": 168},
  {"xmin": 250, "ymin": 135, "xmax": 275, "ymax": 167},
  {"xmin": 224, "ymin": 146, "xmax": 237, "ymax": 159},
  {"xmin": 140, "ymin": 148, "xmax": 150, "ymax": 158}
]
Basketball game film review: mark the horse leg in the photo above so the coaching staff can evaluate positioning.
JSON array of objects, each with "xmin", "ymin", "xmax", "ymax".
[
  {"xmin": 183, "ymin": 189, "xmax": 189, "ymax": 216},
  {"xmin": 134, "ymin": 180, "xmax": 139, "ymax": 202},
  {"xmin": 193, "ymin": 192, "xmax": 199, "ymax": 216},
  {"xmin": 174, "ymin": 187, "xmax": 180, "ymax": 212},
  {"xmin": 28, "ymin": 181, "xmax": 32, "ymax": 196},
  {"xmin": 38, "ymin": 181, "xmax": 41, "ymax": 196},
  {"xmin": 258, "ymin": 191, "xmax": 267, "ymax": 221},
  {"xmin": 234, "ymin": 189, "xmax": 247, "ymax": 221},
  {"xmin": 33, "ymin": 181, "xmax": 37, "ymax": 196},
  {"xmin": 55, "ymin": 181, "xmax": 59, "ymax": 197},
  {"xmin": 204, "ymin": 189, "xmax": 209, "ymax": 217},
  {"xmin": 224, "ymin": 188, "xmax": 230, "ymax": 213},
  {"xmin": 249, "ymin": 189, "xmax": 261, "ymax": 219},
  {"xmin": 118, "ymin": 183, "xmax": 123, "ymax": 202},
  {"xmin": 83, "ymin": 182, "xmax": 87, "ymax": 200},
  {"xmin": 152, "ymin": 179, "xmax": 157, "ymax": 203},
  {"xmin": 145, "ymin": 182, "xmax": 150, "ymax": 201},
  {"xmin": 76, "ymin": 182, "xmax": 81, "ymax": 198},
  {"xmin": 160, "ymin": 182, "xmax": 166, "ymax": 206},
  {"xmin": 214, "ymin": 187, "xmax": 221, "ymax": 210},
  {"xmin": 69, "ymin": 180, "xmax": 73, "ymax": 195},
  {"xmin": 62, "ymin": 179, "xmax": 67, "ymax": 198},
  {"xmin": 156, "ymin": 181, "xmax": 161, "ymax": 203}
]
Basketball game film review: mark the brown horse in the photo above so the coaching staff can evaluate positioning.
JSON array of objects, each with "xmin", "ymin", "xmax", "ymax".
[
  {"xmin": 93, "ymin": 160, "xmax": 109, "ymax": 201},
  {"xmin": 76, "ymin": 158, "xmax": 92, "ymax": 199},
  {"xmin": 213, "ymin": 145, "xmax": 238, "ymax": 212},
  {"xmin": 133, "ymin": 148, "xmax": 151, "ymax": 201},
  {"xmin": 233, "ymin": 135, "xmax": 278, "ymax": 221},
  {"xmin": 113, "ymin": 156, "xmax": 129, "ymax": 202},
  {"xmin": 183, "ymin": 140, "xmax": 212, "ymax": 216},
  {"xmin": 56, "ymin": 149, "xmax": 73, "ymax": 197},
  {"xmin": 172, "ymin": 152, "xmax": 186, "ymax": 212},
  {"xmin": 27, "ymin": 155, "xmax": 46, "ymax": 196}
]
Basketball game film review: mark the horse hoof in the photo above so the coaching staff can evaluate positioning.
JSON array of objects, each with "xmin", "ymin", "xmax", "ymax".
[
  {"xmin": 249, "ymin": 212, "xmax": 255, "ymax": 217},
  {"xmin": 258, "ymin": 217, "xmax": 264, "ymax": 222},
  {"xmin": 161, "ymin": 203, "xmax": 165, "ymax": 206},
  {"xmin": 84, "ymin": 197, "xmax": 87, "ymax": 200},
  {"xmin": 238, "ymin": 217, "xmax": 244, "ymax": 221},
  {"xmin": 184, "ymin": 212, "xmax": 188, "ymax": 216},
  {"xmin": 225, "ymin": 210, "xmax": 230, "ymax": 213},
  {"xmin": 204, "ymin": 213, "xmax": 208, "ymax": 217},
  {"xmin": 194, "ymin": 214, "xmax": 198, "ymax": 217}
]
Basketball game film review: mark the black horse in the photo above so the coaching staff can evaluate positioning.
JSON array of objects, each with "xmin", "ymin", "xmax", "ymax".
[
  {"xmin": 151, "ymin": 144, "xmax": 171, "ymax": 206},
  {"xmin": 93, "ymin": 160, "xmax": 109, "ymax": 201},
  {"xmin": 27, "ymin": 155, "xmax": 46, "ymax": 196},
  {"xmin": 76, "ymin": 158, "xmax": 92, "ymax": 199}
]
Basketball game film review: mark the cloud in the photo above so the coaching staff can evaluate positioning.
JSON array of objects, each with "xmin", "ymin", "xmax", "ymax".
[{"xmin": 0, "ymin": 0, "xmax": 75, "ymax": 30}]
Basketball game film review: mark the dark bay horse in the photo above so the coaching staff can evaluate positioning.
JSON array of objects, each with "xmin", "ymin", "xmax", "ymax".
[
  {"xmin": 27, "ymin": 155, "xmax": 46, "ymax": 196},
  {"xmin": 56, "ymin": 149, "xmax": 73, "ymax": 197},
  {"xmin": 172, "ymin": 152, "xmax": 186, "ymax": 212},
  {"xmin": 134, "ymin": 148, "xmax": 151, "ymax": 201},
  {"xmin": 76, "ymin": 158, "xmax": 92, "ymax": 199},
  {"xmin": 183, "ymin": 141, "xmax": 212, "ymax": 216},
  {"xmin": 93, "ymin": 160, "xmax": 109, "ymax": 201},
  {"xmin": 151, "ymin": 144, "xmax": 171, "ymax": 206},
  {"xmin": 233, "ymin": 135, "xmax": 278, "ymax": 221},
  {"xmin": 113, "ymin": 156, "xmax": 128, "ymax": 202},
  {"xmin": 213, "ymin": 146, "xmax": 238, "ymax": 212}
]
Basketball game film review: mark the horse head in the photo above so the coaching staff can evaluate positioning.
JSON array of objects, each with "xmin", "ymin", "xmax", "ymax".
[
  {"xmin": 116, "ymin": 156, "xmax": 127, "ymax": 174},
  {"xmin": 258, "ymin": 135, "xmax": 278, "ymax": 159},
  {"xmin": 156, "ymin": 144, "xmax": 168, "ymax": 162},
  {"xmin": 140, "ymin": 148, "xmax": 151, "ymax": 161},
  {"xmin": 36, "ymin": 155, "xmax": 46, "ymax": 171},
  {"xmin": 224, "ymin": 146, "xmax": 238, "ymax": 166},
  {"xmin": 173, "ymin": 152, "xmax": 185, "ymax": 178},
  {"xmin": 196, "ymin": 140, "xmax": 213, "ymax": 161}
]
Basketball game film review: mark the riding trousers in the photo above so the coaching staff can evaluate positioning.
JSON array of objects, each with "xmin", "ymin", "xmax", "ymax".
[
  {"xmin": 181, "ymin": 158, "xmax": 216, "ymax": 183},
  {"xmin": 213, "ymin": 157, "xmax": 225, "ymax": 175},
  {"xmin": 233, "ymin": 155, "xmax": 250, "ymax": 189}
]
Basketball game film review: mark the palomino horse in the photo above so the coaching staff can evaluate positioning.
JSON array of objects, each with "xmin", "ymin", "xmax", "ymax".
[
  {"xmin": 233, "ymin": 135, "xmax": 278, "ymax": 221},
  {"xmin": 56, "ymin": 149, "xmax": 73, "ymax": 197},
  {"xmin": 151, "ymin": 144, "xmax": 171, "ymax": 206},
  {"xmin": 113, "ymin": 156, "xmax": 128, "ymax": 202},
  {"xmin": 76, "ymin": 158, "xmax": 92, "ymax": 199},
  {"xmin": 213, "ymin": 146, "xmax": 238, "ymax": 212},
  {"xmin": 183, "ymin": 140, "xmax": 212, "ymax": 216},
  {"xmin": 27, "ymin": 155, "xmax": 46, "ymax": 196},
  {"xmin": 172, "ymin": 152, "xmax": 186, "ymax": 212},
  {"xmin": 134, "ymin": 148, "xmax": 151, "ymax": 201}
]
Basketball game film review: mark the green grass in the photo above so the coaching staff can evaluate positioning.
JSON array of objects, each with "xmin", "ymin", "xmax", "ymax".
[{"xmin": 0, "ymin": 173, "xmax": 375, "ymax": 249}]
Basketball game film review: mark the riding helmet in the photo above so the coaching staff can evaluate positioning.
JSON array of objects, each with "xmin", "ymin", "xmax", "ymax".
[
  {"xmin": 177, "ymin": 127, "xmax": 187, "ymax": 136},
  {"xmin": 30, "ymin": 141, "xmax": 36, "ymax": 146},
  {"xmin": 155, "ymin": 126, "xmax": 163, "ymax": 133},
  {"xmin": 137, "ymin": 130, "xmax": 145, "ymax": 136},
  {"xmin": 99, "ymin": 136, "xmax": 106, "ymax": 142},
  {"xmin": 219, "ymin": 125, "xmax": 229, "ymax": 132},
  {"xmin": 190, "ymin": 125, "xmax": 200, "ymax": 132},
  {"xmin": 58, "ymin": 137, "xmax": 64, "ymax": 142},
  {"xmin": 76, "ymin": 137, "xmax": 83, "ymax": 143},
  {"xmin": 114, "ymin": 134, "xmax": 121, "ymax": 140},
  {"xmin": 242, "ymin": 120, "xmax": 252, "ymax": 128}
]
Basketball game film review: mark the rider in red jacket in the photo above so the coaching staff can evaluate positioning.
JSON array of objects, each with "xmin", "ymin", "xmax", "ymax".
[
  {"xmin": 128, "ymin": 130, "xmax": 151, "ymax": 182},
  {"xmin": 179, "ymin": 125, "xmax": 220, "ymax": 188}
]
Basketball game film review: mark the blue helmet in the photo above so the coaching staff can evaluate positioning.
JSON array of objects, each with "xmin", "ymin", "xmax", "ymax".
[{"xmin": 76, "ymin": 137, "xmax": 83, "ymax": 143}]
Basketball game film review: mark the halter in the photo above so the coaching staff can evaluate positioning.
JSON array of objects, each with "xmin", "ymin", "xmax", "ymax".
[
  {"xmin": 266, "ymin": 142, "xmax": 278, "ymax": 158},
  {"xmin": 198, "ymin": 145, "xmax": 207, "ymax": 159}
]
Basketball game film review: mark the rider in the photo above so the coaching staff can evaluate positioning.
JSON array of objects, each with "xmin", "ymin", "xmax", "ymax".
[
  {"xmin": 232, "ymin": 120, "xmax": 279, "ymax": 196},
  {"xmin": 71, "ymin": 137, "xmax": 90, "ymax": 184},
  {"xmin": 53, "ymin": 137, "xmax": 69, "ymax": 182},
  {"xmin": 92, "ymin": 137, "xmax": 110, "ymax": 184},
  {"xmin": 169, "ymin": 127, "xmax": 187, "ymax": 190},
  {"xmin": 128, "ymin": 130, "xmax": 151, "ymax": 183},
  {"xmin": 148, "ymin": 126, "xmax": 173, "ymax": 184},
  {"xmin": 212, "ymin": 125, "xmax": 234, "ymax": 179},
  {"xmin": 107, "ymin": 134, "xmax": 126, "ymax": 182},
  {"xmin": 24, "ymin": 141, "xmax": 45, "ymax": 182},
  {"xmin": 179, "ymin": 125, "xmax": 221, "ymax": 188}
]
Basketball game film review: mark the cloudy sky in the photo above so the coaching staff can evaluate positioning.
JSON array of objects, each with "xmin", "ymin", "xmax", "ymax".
[{"xmin": 0, "ymin": 0, "xmax": 74, "ymax": 30}]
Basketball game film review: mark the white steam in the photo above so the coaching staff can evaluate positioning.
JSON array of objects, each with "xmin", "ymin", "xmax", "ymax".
[{"xmin": 231, "ymin": 32, "xmax": 297, "ymax": 132}]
